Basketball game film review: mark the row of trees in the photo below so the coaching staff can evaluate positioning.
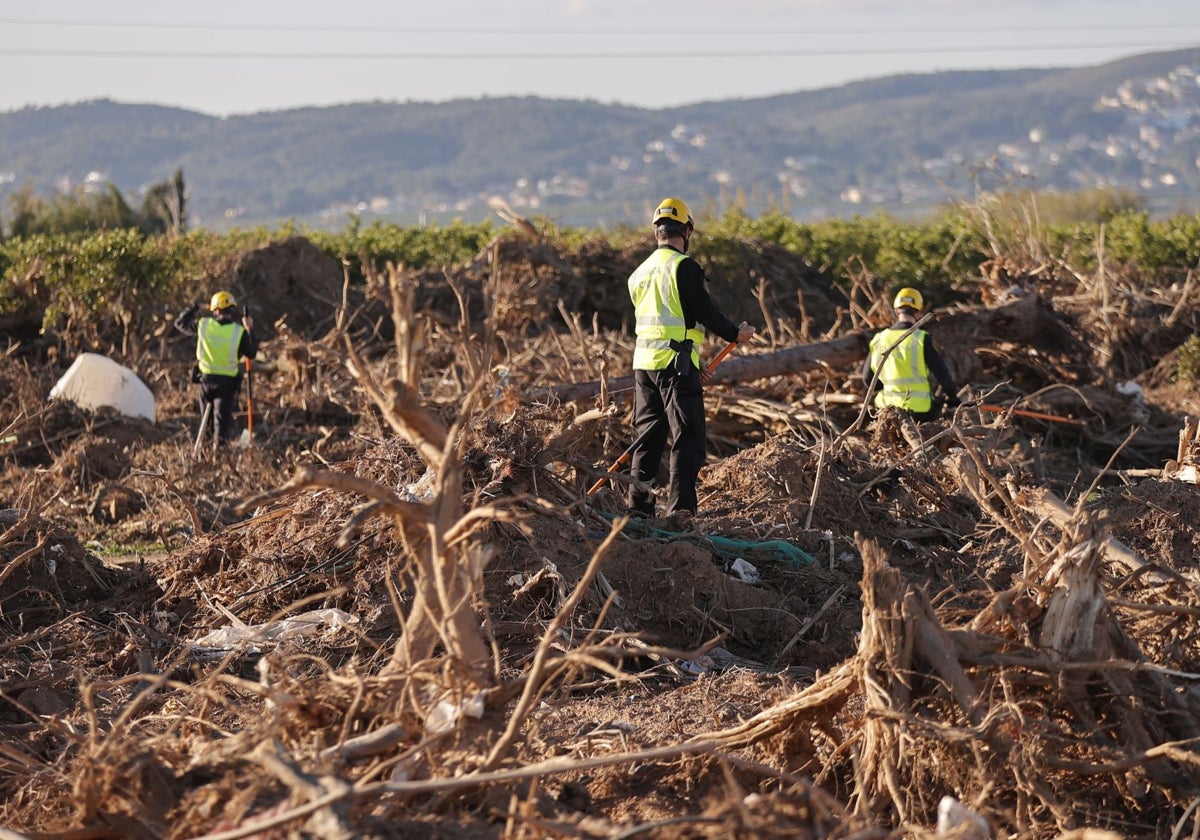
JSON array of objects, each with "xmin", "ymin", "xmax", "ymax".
[
  {"xmin": 1, "ymin": 169, "xmax": 187, "ymax": 239},
  {"xmin": 3, "ymin": 187, "xmax": 1200, "ymax": 340}
]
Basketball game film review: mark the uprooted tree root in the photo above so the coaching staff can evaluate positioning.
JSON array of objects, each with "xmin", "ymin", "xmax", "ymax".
[{"xmin": 687, "ymin": 503, "xmax": 1200, "ymax": 837}]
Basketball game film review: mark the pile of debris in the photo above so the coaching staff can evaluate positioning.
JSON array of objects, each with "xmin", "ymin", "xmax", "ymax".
[{"xmin": 3, "ymin": 231, "xmax": 1200, "ymax": 837}]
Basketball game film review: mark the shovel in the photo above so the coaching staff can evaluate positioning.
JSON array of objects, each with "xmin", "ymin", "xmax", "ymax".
[
  {"xmin": 237, "ymin": 356, "xmax": 255, "ymax": 449},
  {"xmin": 237, "ymin": 305, "xmax": 256, "ymax": 449}
]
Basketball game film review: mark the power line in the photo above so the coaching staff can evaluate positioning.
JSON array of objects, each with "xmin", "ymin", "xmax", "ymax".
[
  {"xmin": 1, "ymin": 18, "xmax": 1200, "ymax": 37},
  {"xmin": 0, "ymin": 42, "xmax": 1197, "ymax": 61}
]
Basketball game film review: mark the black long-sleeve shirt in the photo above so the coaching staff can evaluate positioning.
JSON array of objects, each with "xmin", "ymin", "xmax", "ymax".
[{"xmin": 666, "ymin": 246, "xmax": 742, "ymax": 344}]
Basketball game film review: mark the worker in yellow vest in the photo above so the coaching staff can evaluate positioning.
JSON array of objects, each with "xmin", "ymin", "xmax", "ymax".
[
  {"xmin": 864, "ymin": 287, "xmax": 959, "ymax": 421},
  {"xmin": 174, "ymin": 290, "xmax": 258, "ymax": 445},
  {"xmin": 626, "ymin": 197, "xmax": 756, "ymax": 517}
]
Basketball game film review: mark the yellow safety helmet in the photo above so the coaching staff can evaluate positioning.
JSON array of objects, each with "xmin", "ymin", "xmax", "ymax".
[
  {"xmin": 652, "ymin": 197, "xmax": 693, "ymax": 229},
  {"xmin": 210, "ymin": 290, "xmax": 237, "ymax": 311},
  {"xmin": 893, "ymin": 287, "xmax": 924, "ymax": 311}
]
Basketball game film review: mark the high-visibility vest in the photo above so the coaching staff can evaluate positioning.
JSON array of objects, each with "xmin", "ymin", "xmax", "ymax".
[
  {"xmin": 869, "ymin": 327, "xmax": 932, "ymax": 412},
  {"xmin": 628, "ymin": 248, "xmax": 706, "ymax": 371},
  {"xmin": 196, "ymin": 318, "xmax": 245, "ymax": 377}
]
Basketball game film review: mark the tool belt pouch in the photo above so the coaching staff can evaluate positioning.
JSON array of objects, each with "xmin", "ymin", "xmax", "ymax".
[{"xmin": 669, "ymin": 339, "xmax": 694, "ymax": 376}]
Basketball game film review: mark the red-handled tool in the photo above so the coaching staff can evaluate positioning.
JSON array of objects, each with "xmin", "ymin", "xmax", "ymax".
[
  {"xmin": 977, "ymin": 403, "xmax": 1084, "ymax": 426},
  {"xmin": 588, "ymin": 341, "xmax": 738, "ymax": 495},
  {"xmin": 245, "ymin": 356, "xmax": 254, "ymax": 444}
]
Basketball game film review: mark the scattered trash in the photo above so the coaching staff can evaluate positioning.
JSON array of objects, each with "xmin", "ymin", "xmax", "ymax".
[
  {"xmin": 937, "ymin": 796, "xmax": 989, "ymax": 839},
  {"xmin": 1117, "ymin": 380, "xmax": 1150, "ymax": 424},
  {"xmin": 399, "ymin": 466, "xmax": 436, "ymax": 501},
  {"xmin": 1115, "ymin": 380, "xmax": 1145, "ymax": 398},
  {"xmin": 492, "ymin": 365, "xmax": 512, "ymax": 398},
  {"xmin": 188, "ymin": 608, "xmax": 357, "ymax": 653},
  {"xmin": 426, "ymin": 691, "xmax": 486, "ymax": 734},
  {"xmin": 729, "ymin": 557, "xmax": 761, "ymax": 584},
  {"xmin": 677, "ymin": 656, "xmax": 715, "ymax": 677}
]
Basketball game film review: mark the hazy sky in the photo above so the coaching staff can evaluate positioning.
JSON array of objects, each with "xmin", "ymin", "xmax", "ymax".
[{"xmin": 2, "ymin": 1, "xmax": 1199, "ymax": 116}]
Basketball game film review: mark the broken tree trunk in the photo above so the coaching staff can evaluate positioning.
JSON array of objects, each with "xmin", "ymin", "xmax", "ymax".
[
  {"xmin": 1163, "ymin": 415, "xmax": 1200, "ymax": 484},
  {"xmin": 539, "ymin": 333, "xmax": 870, "ymax": 404},
  {"xmin": 1014, "ymin": 485, "xmax": 1167, "ymax": 582},
  {"xmin": 1021, "ymin": 501, "xmax": 1200, "ymax": 786},
  {"xmin": 852, "ymin": 533, "xmax": 987, "ymax": 823}
]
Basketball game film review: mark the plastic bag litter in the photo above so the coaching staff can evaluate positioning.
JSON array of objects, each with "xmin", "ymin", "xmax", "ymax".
[
  {"xmin": 937, "ymin": 796, "xmax": 989, "ymax": 838},
  {"xmin": 729, "ymin": 557, "xmax": 761, "ymax": 584},
  {"xmin": 426, "ymin": 691, "xmax": 486, "ymax": 734},
  {"xmin": 189, "ymin": 608, "xmax": 357, "ymax": 653}
]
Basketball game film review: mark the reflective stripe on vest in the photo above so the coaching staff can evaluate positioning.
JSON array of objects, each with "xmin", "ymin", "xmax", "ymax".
[
  {"xmin": 196, "ymin": 318, "xmax": 244, "ymax": 377},
  {"xmin": 869, "ymin": 327, "xmax": 932, "ymax": 412},
  {"xmin": 628, "ymin": 248, "xmax": 706, "ymax": 371}
]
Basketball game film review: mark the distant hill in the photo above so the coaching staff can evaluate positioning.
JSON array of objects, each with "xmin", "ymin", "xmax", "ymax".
[{"xmin": 1, "ymin": 47, "xmax": 1198, "ymax": 231}]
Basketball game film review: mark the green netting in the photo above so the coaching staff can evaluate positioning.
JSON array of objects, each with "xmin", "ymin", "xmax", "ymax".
[{"xmin": 595, "ymin": 512, "xmax": 815, "ymax": 567}]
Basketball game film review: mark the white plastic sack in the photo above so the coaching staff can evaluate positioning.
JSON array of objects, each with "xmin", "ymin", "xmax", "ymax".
[
  {"xmin": 189, "ymin": 608, "xmax": 358, "ymax": 652},
  {"xmin": 49, "ymin": 353, "xmax": 156, "ymax": 422}
]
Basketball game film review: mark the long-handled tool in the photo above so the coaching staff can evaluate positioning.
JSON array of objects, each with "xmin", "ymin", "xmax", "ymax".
[
  {"xmin": 193, "ymin": 401, "xmax": 212, "ymax": 457},
  {"xmin": 704, "ymin": 340, "xmax": 738, "ymax": 373},
  {"xmin": 587, "ymin": 340, "xmax": 738, "ymax": 496},
  {"xmin": 244, "ymin": 356, "xmax": 255, "ymax": 447},
  {"xmin": 239, "ymin": 305, "xmax": 255, "ymax": 449},
  {"xmin": 977, "ymin": 403, "xmax": 1084, "ymax": 426},
  {"xmin": 587, "ymin": 423, "xmax": 657, "ymax": 496}
]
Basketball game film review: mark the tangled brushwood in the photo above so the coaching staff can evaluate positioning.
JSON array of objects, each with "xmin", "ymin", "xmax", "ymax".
[{"xmin": 4, "ymin": 224, "xmax": 1200, "ymax": 839}]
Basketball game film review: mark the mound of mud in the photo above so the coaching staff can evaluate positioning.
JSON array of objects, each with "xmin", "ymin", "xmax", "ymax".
[{"xmin": 214, "ymin": 235, "xmax": 344, "ymax": 341}]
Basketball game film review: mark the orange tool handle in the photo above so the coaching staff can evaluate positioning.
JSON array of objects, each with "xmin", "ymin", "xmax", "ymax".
[
  {"xmin": 705, "ymin": 340, "xmax": 738, "ymax": 372},
  {"xmin": 587, "ymin": 450, "xmax": 635, "ymax": 496},
  {"xmin": 977, "ymin": 403, "xmax": 1084, "ymax": 426},
  {"xmin": 245, "ymin": 357, "xmax": 254, "ymax": 438}
]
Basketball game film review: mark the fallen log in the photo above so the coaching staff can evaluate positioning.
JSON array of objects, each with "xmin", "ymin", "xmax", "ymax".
[
  {"xmin": 537, "ymin": 333, "xmax": 869, "ymax": 404},
  {"xmin": 534, "ymin": 294, "xmax": 1065, "ymax": 405}
]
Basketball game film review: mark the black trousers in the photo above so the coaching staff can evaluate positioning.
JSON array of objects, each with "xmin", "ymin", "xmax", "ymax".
[
  {"xmin": 199, "ymin": 374, "xmax": 242, "ymax": 442},
  {"xmin": 628, "ymin": 366, "xmax": 706, "ymax": 515}
]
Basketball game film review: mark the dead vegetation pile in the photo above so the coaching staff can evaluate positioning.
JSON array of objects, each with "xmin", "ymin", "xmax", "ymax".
[{"xmin": 3, "ymin": 226, "xmax": 1200, "ymax": 837}]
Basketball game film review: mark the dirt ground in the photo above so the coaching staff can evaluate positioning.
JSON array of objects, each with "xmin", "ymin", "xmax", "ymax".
[{"xmin": 4, "ymin": 231, "xmax": 1200, "ymax": 838}]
